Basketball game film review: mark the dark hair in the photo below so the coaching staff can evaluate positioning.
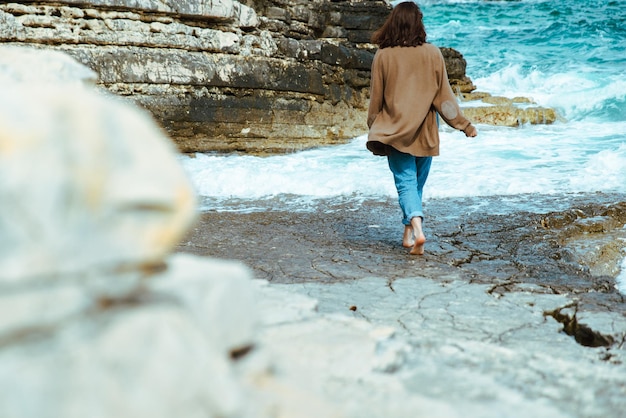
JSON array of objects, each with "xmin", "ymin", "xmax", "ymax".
[{"xmin": 371, "ymin": 2, "xmax": 427, "ymax": 48}]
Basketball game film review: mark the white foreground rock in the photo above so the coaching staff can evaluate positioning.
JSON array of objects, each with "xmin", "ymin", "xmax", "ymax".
[
  {"xmin": 0, "ymin": 46, "xmax": 197, "ymax": 281},
  {"xmin": 259, "ymin": 277, "xmax": 626, "ymax": 418},
  {"xmin": 0, "ymin": 46, "xmax": 332, "ymax": 418}
]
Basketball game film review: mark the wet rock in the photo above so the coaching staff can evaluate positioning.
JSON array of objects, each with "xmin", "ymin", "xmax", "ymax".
[
  {"xmin": 543, "ymin": 202, "xmax": 626, "ymax": 278},
  {"xmin": 177, "ymin": 193, "xmax": 626, "ymax": 314},
  {"xmin": 441, "ymin": 46, "xmax": 476, "ymax": 94}
]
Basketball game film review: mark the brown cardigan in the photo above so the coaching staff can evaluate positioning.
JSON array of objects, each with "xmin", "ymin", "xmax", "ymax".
[{"xmin": 366, "ymin": 43, "xmax": 472, "ymax": 157}]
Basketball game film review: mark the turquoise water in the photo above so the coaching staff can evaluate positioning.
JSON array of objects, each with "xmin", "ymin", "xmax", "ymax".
[{"xmin": 424, "ymin": 0, "xmax": 626, "ymax": 122}]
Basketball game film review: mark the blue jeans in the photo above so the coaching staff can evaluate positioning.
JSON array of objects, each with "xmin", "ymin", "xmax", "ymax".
[{"xmin": 387, "ymin": 148, "xmax": 432, "ymax": 225}]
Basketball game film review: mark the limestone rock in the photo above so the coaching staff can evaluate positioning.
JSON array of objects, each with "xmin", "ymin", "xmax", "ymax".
[
  {"xmin": 0, "ymin": 45, "xmax": 97, "ymax": 84},
  {"xmin": 0, "ymin": 0, "xmax": 388, "ymax": 154},
  {"xmin": 42, "ymin": 0, "xmax": 259, "ymax": 26},
  {"xmin": 0, "ymin": 46, "xmax": 197, "ymax": 281},
  {"xmin": 461, "ymin": 104, "xmax": 559, "ymax": 127},
  {"xmin": 0, "ymin": 46, "xmax": 244, "ymax": 418},
  {"xmin": 0, "ymin": 253, "xmax": 263, "ymax": 418},
  {"xmin": 262, "ymin": 277, "xmax": 626, "ymax": 418}
]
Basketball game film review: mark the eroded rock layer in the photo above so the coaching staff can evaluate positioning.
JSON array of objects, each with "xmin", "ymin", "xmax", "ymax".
[{"xmin": 0, "ymin": 1, "xmax": 558, "ymax": 154}]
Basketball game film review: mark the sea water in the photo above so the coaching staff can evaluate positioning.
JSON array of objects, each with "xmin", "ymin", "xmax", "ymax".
[{"xmin": 180, "ymin": 0, "xmax": 626, "ymax": 286}]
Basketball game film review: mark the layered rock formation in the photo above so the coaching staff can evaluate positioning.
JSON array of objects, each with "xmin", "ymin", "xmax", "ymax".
[
  {"xmin": 0, "ymin": 0, "xmax": 386, "ymax": 154},
  {"xmin": 0, "ymin": 0, "xmax": 558, "ymax": 155}
]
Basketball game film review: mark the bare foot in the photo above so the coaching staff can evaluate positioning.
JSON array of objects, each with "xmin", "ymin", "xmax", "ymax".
[
  {"xmin": 410, "ymin": 231, "xmax": 426, "ymax": 255},
  {"xmin": 409, "ymin": 217, "xmax": 426, "ymax": 255},
  {"xmin": 402, "ymin": 225, "xmax": 415, "ymax": 248}
]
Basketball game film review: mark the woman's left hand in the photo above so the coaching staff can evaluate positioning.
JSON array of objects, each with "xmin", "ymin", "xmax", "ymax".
[{"xmin": 463, "ymin": 124, "xmax": 477, "ymax": 137}]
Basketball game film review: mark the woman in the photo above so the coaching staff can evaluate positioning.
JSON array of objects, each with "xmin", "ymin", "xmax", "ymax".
[{"xmin": 367, "ymin": 0, "xmax": 477, "ymax": 255}]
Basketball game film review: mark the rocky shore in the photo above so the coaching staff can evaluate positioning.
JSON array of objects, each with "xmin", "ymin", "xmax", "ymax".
[
  {"xmin": 1, "ymin": 43, "xmax": 624, "ymax": 418},
  {"xmin": 177, "ymin": 193, "xmax": 626, "ymax": 416},
  {"xmin": 177, "ymin": 193, "xmax": 626, "ymax": 324},
  {"xmin": 0, "ymin": 0, "xmax": 558, "ymax": 155}
]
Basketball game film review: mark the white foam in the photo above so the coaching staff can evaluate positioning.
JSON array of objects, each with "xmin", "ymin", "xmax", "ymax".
[
  {"xmin": 472, "ymin": 65, "xmax": 626, "ymax": 121},
  {"xmin": 179, "ymin": 137, "xmax": 395, "ymax": 201},
  {"xmin": 180, "ymin": 119, "xmax": 626, "ymax": 207}
]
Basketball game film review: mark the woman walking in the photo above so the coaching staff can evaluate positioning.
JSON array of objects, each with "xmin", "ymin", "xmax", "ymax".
[{"xmin": 367, "ymin": 0, "xmax": 477, "ymax": 255}]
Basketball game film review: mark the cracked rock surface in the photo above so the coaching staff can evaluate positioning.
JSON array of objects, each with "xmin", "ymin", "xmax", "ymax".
[
  {"xmin": 256, "ymin": 278, "xmax": 624, "ymax": 418},
  {"xmin": 178, "ymin": 192, "xmax": 626, "ymax": 417}
]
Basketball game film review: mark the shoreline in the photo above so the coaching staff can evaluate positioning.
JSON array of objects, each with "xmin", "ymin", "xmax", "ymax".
[{"xmin": 177, "ymin": 192, "xmax": 626, "ymax": 312}]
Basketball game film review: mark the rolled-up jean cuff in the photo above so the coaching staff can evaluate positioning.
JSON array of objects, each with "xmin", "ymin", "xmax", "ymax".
[{"xmin": 404, "ymin": 212, "xmax": 424, "ymax": 225}]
